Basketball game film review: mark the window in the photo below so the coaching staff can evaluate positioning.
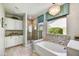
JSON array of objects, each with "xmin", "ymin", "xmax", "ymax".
[
  {"xmin": 47, "ymin": 17, "xmax": 67, "ymax": 35},
  {"xmin": 38, "ymin": 22, "xmax": 44, "ymax": 39}
]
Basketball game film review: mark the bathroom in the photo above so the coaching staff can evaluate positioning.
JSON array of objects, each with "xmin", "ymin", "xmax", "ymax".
[{"xmin": 0, "ymin": 3, "xmax": 79, "ymax": 56}]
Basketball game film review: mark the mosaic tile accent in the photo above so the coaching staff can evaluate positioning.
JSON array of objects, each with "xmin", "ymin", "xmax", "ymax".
[{"xmin": 46, "ymin": 34, "xmax": 70, "ymax": 46}]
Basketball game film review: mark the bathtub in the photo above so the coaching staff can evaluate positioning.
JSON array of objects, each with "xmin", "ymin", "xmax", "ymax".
[{"xmin": 34, "ymin": 41, "xmax": 67, "ymax": 56}]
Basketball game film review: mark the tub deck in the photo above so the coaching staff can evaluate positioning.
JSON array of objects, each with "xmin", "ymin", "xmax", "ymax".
[{"xmin": 34, "ymin": 41, "xmax": 67, "ymax": 56}]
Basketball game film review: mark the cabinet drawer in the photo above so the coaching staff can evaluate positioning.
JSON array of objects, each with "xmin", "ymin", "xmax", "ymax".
[
  {"xmin": 15, "ymin": 20, "xmax": 23, "ymax": 30},
  {"xmin": 5, "ymin": 18, "xmax": 15, "ymax": 30},
  {"xmin": 5, "ymin": 18, "xmax": 23, "ymax": 30},
  {"xmin": 5, "ymin": 36, "xmax": 15, "ymax": 48},
  {"xmin": 19, "ymin": 36, "xmax": 23, "ymax": 43},
  {"xmin": 15, "ymin": 36, "xmax": 23, "ymax": 44},
  {"xmin": 5, "ymin": 36, "xmax": 23, "ymax": 48}
]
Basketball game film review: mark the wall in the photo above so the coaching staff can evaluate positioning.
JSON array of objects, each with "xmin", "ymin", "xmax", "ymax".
[
  {"xmin": 0, "ymin": 4, "xmax": 5, "ymax": 56},
  {"xmin": 67, "ymin": 3, "xmax": 79, "ymax": 39},
  {"xmin": 23, "ymin": 13, "xmax": 28, "ymax": 47},
  {"xmin": 0, "ymin": 4, "xmax": 5, "ymax": 18},
  {"xmin": 0, "ymin": 4, "xmax": 5, "ymax": 28}
]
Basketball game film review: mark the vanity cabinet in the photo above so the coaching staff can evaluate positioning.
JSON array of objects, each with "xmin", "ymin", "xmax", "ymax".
[
  {"xmin": 4, "ymin": 18, "xmax": 15, "ymax": 30},
  {"xmin": 4, "ymin": 17, "xmax": 23, "ymax": 48},
  {"xmin": 5, "ymin": 36, "xmax": 15, "ymax": 48},
  {"xmin": 5, "ymin": 36, "xmax": 23, "ymax": 48},
  {"xmin": 14, "ymin": 35, "xmax": 23, "ymax": 45},
  {"xmin": 4, "ymin": 18, "xmax": 23, "ymax": 30}
]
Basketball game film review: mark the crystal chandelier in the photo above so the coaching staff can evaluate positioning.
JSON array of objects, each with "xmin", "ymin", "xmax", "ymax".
[{"xmin": 48, "ymin": 3, "xmax": 61, "ymax": 16}]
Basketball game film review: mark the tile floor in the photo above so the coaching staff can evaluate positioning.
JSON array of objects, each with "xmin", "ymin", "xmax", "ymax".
[{"xmin": 5, "ymin": 45, "xmax": 33, "ymax": 56}]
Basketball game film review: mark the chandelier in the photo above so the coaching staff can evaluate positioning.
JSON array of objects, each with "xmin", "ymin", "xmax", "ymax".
[{"xmin": 48, "ymin": 3, "xmax": 62, "ymax": 16}]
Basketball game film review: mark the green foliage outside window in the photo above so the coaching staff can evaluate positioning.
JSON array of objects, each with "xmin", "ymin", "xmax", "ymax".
[{"xmin": 48, "ymin": 27, "xmax": 63, "ymax": 34}]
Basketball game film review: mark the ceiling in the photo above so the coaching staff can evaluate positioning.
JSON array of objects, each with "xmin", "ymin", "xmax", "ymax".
[{"xmin": 3, "ymin": 3, "xmax": 53, "ymax": 17}]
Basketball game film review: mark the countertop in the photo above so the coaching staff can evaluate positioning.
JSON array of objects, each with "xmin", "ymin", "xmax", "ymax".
[
  {"xmin": 67, "ymin": 40, "xmax": 79, "ymax": 50},
  {"xmin": 5, "ymin": 30, "xmax": 23, "ymax": 36}
]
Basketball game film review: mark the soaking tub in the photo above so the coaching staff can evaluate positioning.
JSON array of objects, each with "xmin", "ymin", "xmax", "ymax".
[{"xmin": 34, "ymin": 41, "xmax": 67, "ymax": 56}]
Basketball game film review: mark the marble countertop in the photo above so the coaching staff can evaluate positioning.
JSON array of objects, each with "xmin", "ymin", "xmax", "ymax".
[
  {"xmin": 5, "ymin": 30, "xmax": 23, "ymax": 36},
  {"xmin": 67, "ymin": 40, "xmax": 79, "ymax": 50}
]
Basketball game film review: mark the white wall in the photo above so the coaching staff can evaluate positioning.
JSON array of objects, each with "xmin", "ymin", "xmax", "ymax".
[
  {"xmin": 0, "ymin": 4, "xmax": 5, "ymax": 18},
  {"xmin": 23, "ymin": 13, "xmax": 27, "ymax": 47},
  {"xmin": 67, "ymin": 3, "xmax": 79, "ymax": 39},
  {"xmin": 0, "ymin": 4, "xmax": 5, "ymax": 28},
  {"xmin": 0, "ymin": 4, "xmax": 5, "ymax": 56}
]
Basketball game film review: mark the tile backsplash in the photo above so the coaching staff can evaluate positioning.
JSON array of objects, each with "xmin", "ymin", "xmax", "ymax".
[{"xmin": 46, "ymin": 34, "xmax": 70, "ymax": 46}]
